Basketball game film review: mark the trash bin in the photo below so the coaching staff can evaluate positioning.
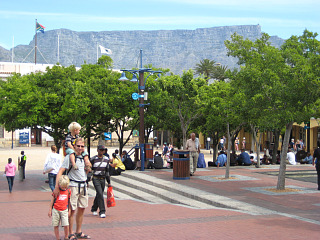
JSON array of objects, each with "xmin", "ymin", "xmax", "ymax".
[{"xmin": 173, "ymin": 150, "xmax": 190, "ymax": 180}]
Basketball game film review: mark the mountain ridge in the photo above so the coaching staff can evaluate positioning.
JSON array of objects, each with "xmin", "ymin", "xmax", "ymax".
[{"xmin": 0, "ymin": 25, "xmax": 285, "ymax": 74}]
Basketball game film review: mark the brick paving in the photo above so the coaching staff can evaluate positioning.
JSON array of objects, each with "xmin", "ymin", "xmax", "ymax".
[{"xmin": 0, "ymin": 147, "xmax": 320, "ymax": 239}]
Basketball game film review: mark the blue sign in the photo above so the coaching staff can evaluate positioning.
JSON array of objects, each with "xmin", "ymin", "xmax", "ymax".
[
  {"xmin": 132, "ymin": 93, "xmax": 139, "ymax": 100},
  {"xmin": 19, "ymin": 132, "xmax": 29, "ymax": 144},
  {"xmin": 104, "ymin": 132, "xmax": 112, "ymax": 141}
]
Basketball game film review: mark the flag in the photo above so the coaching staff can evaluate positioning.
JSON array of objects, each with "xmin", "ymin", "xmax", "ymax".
[
  {"xmin": 36, "ymin": 22, "xmax": 45, "ymax": 33},
  {"xmin": 99, "ymin": 45, "xmax": 112, "ymax": 55}
]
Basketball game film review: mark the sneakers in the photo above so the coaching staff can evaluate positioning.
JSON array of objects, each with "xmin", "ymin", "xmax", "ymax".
[
  {"xmin": 100, "ymin": 214, "xmax": 106, "ymax": 218},
  {"xmin": 92, "ymin": 211, "xmax": 98, "ymax": 216}
]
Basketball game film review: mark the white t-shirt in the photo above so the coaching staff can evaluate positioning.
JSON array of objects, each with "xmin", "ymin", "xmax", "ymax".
[
  {"xmin": 44, "ymin": 152, "xmax": 62, "ymax": 174},
  {"xmin": 287, "ymin": 152, "xmax": 296, "ymax": 165}
]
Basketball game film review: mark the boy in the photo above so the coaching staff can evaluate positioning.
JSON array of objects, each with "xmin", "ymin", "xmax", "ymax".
[
  {"xmin": 65, "ymin": 122, "xmax": 90, "ymax": 170},
  {"xmin": 48, "ymin": 175, "xmax": 71, "ymax": 240}
]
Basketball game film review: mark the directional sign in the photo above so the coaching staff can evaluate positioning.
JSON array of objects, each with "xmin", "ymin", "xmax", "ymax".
[{"xmin": 132, "ymin": 92, "xmax": 139, "ymax": 100}]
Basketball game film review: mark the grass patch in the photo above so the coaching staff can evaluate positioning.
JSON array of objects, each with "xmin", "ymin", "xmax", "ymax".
[{"xmin": 264, "ymin": 187, "xmax": 302, "ymax": 193}]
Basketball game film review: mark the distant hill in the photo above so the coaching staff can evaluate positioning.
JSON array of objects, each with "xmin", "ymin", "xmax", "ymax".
[{"xmin": 0, "ymin": 25, "xmax": 284, "ymax": 74}]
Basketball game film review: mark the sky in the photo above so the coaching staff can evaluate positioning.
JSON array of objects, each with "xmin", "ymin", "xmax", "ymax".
[{"xmin": 0, "ymin": 0, "xmax": 319, "ymax": 50}]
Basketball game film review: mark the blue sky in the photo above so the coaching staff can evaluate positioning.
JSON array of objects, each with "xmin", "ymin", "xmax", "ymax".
[{"xmin": 0, "ymin": 0, "xmax": 319, "ymax": 50}]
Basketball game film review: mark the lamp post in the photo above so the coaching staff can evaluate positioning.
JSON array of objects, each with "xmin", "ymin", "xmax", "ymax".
[{"xmin": 119, "ymin": 49, "xmax": 161, "ymax": 171}]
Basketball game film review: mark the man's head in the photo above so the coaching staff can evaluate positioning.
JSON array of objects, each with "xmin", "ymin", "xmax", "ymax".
[
  {"xmin": 190, "ymin": 133, "xmax": 196, "ymax": 140},
  {"xmin": 74, "ymin": 138, "xmax": 85, "ymax": 155},
  {"xmin": 97, "ymin": 145, "xmax": 105, "ymax": 156}
]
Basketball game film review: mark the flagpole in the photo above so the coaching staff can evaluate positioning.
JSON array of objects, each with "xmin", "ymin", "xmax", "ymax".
[
  {"xmin": 97, "ymin": 44, "xmax": 98, "ymax": 62},
  {"xmin": 35, "ymin": 19, "xmax": 37, "ymax": 65},
  {"xmin": 12, "ymin": 36, "xmax": 14, "ymax": 63},
  {"xmin": 58, "ymin": 34, "xmax": 60, "ymax": 63}
]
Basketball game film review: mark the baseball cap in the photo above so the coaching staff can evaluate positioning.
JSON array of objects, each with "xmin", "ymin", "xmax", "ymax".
[{"xmin": 97, "ymin": 145, "xmax": 106, "ymax": 150}]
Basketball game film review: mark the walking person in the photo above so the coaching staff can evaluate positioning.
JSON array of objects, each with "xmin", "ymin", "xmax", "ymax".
[
  {"xmin": 90, "ymin": 145, "xmax": 111, "ymax": 218},
  {"xmin": 43, "ymin": 145, "xmax": 62, "ymax": 191},
  {"xmin": 313, "ymin": 142, "xmax": 320, "ymax": 190},
  {"xmin": 54, "ymin": 138, "xmax": 91, "ymax": 239},
  {"xmin": 4, "ymin": 158, "xmax": 17, "ymax": 193},
  {"xmin": 186, "ymin": 133, "xmax": 200, "ymax": 176}
]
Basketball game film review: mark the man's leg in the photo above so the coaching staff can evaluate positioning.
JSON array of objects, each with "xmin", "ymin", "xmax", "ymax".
[
  {"xmin": 75, "ymin": 207, "xmax": 85, "ymax": 234},
  {"xmin": 93, "ymin": 178, "xmax": 105, "ymax": 215},
  {"xmin": 69, "ymin": 209, "xmax": 75, "ymax": 235},
  {"xmin": 91, "ymin": 178, "xmax": 99, "ymax": 213},
  {"xmin": 193, "ymin": 152, "xmax": 199, "ymax": 173},
  {"xmin": 189, "ymin": 153, "xmax": 194, "ymax": 175},
  {"xmin": 316, "ymin": 163, "xmax": 320, "ymax": 190}
]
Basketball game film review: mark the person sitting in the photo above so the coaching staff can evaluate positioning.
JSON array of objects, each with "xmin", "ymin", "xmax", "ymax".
[
  {"xmin": 301, "ymin": 152, "xmax": 313, "ymax": 164},
  {"xmin": 286, "ymin": 149, "xmax": 297, "ymax": 165},
  {"xmin": 249, "ymin": 150, "xmax": 257, "ymax": 164},
  {"xmin": 122, "ymin": 150, "xmax": 135, "ymax": 170},
  {"xmin": 147, "ymin": 151, "xmax": 163, "ymax": 169},
  {"xmin": 109, "ymin": 153, "xmax": 126, "ymax": 175},
  {"xmin": 236, "ymin": 149, "xmax": 252, "ymax": 166},
  {"xmin": 261, "ymin": 154, "xmax": 271, "ymax": 165},
  {"xmin": 215, "ymin": 151, "xmax": 227, "ymax": 168}
]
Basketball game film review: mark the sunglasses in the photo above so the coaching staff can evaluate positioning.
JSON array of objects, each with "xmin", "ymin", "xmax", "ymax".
[{"xmin": 76, "ymin": 145, "xmax": 85, "ymax": 148}]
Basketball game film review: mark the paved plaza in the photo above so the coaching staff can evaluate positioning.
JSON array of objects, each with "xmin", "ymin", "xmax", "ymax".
[{"xmin": 0, "ymin": 147, "xmax": 320, "ymax": 239}]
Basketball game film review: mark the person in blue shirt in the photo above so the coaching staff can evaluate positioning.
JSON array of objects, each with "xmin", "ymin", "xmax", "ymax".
[
  {"xmin": 301, "ymin": 152, "xmax": 313, "ymax": 164},
  {"xmin": 236, "ymin": 149, "xmax": 252, "ymax": 166},
  {"xmin": 215, "ymin": 151, "xmax": 227, "ymax": 168}
]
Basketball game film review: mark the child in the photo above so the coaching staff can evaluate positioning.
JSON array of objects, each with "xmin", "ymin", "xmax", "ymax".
[
  {"xmin": 65, "ymin": 122, "xmax": 90, "ymax": 171},
  {"xmin": 48, "ymin": 175, "xmax": 71, "ymax": 240}
]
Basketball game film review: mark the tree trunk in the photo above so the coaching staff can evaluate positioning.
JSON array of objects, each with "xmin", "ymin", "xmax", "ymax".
[
  {"xmin": 277, "ymin": 122, "xmax": 293, "ymax": 190},
  {"xmin": 86, "ymin": 125, "xmax": 91, "ymax": 158},
  {"xmin": 225, "ymin": 122, "xmax": 231, "ymax": 179},
  {"xmin": 272, "ymin": 129, "xmax": 280, "ymax": 164}
]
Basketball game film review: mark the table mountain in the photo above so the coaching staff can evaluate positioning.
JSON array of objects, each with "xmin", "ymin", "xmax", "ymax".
[{"xmin": 0, "ymin": 25, "xmax": 284, "ymax": 74}]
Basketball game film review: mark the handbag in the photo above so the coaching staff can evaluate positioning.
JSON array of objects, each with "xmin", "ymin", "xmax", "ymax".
[{"xmin": 106, "ymin": 186, "xmax": 116, "ymax": 208}]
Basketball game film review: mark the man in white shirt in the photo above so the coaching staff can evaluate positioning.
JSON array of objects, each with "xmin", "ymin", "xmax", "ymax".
[{"xmin": 287, "ymin": 149, "xmax": 297, "ymax": 165}]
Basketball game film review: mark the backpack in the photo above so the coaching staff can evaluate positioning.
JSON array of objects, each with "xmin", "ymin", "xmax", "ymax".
[
  {"xmin": 197, "ymin": 153, "xmax": 206, "ymax": 168},
  {"xmin": 123, "ymin": 157, "xmax": 135, "ymax": 170}
]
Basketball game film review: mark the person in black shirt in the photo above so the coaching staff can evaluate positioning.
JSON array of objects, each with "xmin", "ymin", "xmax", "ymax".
[
  {"xmin": 90, "ymin": 145, "xmax": 111, "ymax": 218},
  {"xmin": 313, "ymin": 142, "xmax": 320, "ymax": 190}
]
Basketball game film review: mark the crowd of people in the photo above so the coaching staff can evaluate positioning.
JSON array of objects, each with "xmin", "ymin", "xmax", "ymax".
[{"xmin": 4, "ymin": 126, "xmax": 320, "ymax": 239}]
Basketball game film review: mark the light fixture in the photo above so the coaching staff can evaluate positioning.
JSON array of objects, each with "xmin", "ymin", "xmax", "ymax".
[{"xmin": 119, "ymin": 72, "xmax": 128, "ymax": 81}]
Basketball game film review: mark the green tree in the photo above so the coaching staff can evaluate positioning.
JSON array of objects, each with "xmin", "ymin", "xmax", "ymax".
[
  {"xmin": 157, "ymin": 70, "xmax": 206, "ymax": 148},
  {"xmin": 225, "ymin": 31, "xmax": 320, "ymax": 189},
  {"xmin": 194, "ymin": 59, "xmax": 216, "ymax": 82}
]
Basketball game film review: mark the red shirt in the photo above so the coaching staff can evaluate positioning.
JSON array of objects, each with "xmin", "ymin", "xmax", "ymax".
[{"xmin": 53, "ymin": 188, "xmax": 71, "ymax": 211}]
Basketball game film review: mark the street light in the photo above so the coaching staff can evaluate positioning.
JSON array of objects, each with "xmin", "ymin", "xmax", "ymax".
[{"xmin": 119, "ymin": 49, "xmax": 161, "ymax": 171}]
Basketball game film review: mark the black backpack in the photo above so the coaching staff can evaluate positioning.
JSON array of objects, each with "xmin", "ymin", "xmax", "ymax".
[{"xmin": 123, "ymin": 157, "xmax": 135, "ymax": 170}]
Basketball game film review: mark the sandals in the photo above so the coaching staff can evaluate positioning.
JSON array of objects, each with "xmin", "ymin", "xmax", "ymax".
[
  {"xmin": 75, "ymin": 232, "xmax": 91, "ymax": 239},
  {"xmin": 68, "ymin": 234, "xmax": 77, "ymax": 240}
]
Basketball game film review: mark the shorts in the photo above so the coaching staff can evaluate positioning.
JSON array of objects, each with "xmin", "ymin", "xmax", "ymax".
[
  {"xmin": 52, "ymin": 208, "xmax": 69, "ymax": 227},
  {"xmin": 66, "ymin": 148, "xmax": 89, "ymax": 157},
  {"xmin": 70, "ymin": 186, "xmax": 88, "ymax": 210}
]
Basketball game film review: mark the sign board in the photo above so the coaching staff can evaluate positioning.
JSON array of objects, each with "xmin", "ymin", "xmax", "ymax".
[
  {"xmin": 19, "ymin": 132, "xmax": 29, "ymax": 144},
  {"xmin": 132, "ymin": 92, "xmax": 139, "ymax": 100},
  {"xmin": 133, "ymin": 130, "xmax": 139, "ymax": 137},
  {"xmin": 104, "ymin": 132, "xmax": 112, "ymax": 141}
]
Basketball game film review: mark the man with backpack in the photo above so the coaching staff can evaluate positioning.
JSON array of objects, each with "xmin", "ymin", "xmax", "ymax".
[{"xmin": 54, "ymin": 138, "xmax": 92, "ymax": 240}]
